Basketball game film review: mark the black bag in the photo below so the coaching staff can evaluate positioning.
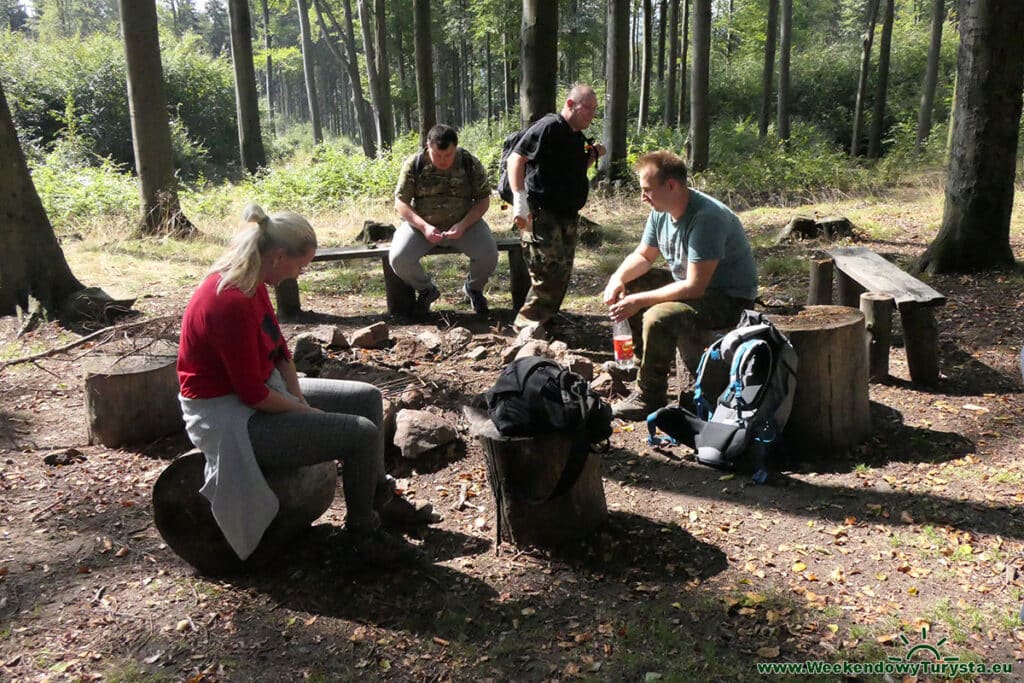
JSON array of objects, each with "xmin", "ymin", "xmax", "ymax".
[
  {"xmin": 485, "ymin": 357, "xmax": 612, "ymax": 501},
  {"xmin": 495, "ymin": 114, "xmax": 557, "ymax": 204}
]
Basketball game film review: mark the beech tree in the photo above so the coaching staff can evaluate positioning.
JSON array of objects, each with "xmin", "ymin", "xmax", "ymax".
[
  {"xmin": 851, "ymin": 0, "xmax": 880, "ymax": 157},
  {"xmin": 413, "ymin": 0, "xmax": 436, "ymax": 143},
  {"xmin": 118, "ymin": 0, "xmax": 193, "ymax": 236},
  {"xmin": 915, "ymin": 0, "xmax": 945, "ymax": 152},
  {"xmin": 688, "ymin": 0, "xmax": 710, "ymax": 171},
  {"xmin": 867, "ymin": 0, "xmax": 894, "ymax": 158},
  {"xmin": 227, "ymin": 0, "xmax": 267, "ymax": 173},
  {"xmin": 295, "ymin": 0, "xmax": 323, "ymax": 144},
  {"xmin": 917, "ymin": 0, "xmax": 1024, "ymax": 274},
  {"xmin": 776, "ymin": 0, "xmax": 792, "ymax": 142},
  {"xmin": 637, "ymin": 0, "xmax": 652, "ymax": 132},
  {"xmin": 0, "ymin": 81, "xmax": 85, "ymax": 318},
  {"xmin": 759, "ymin": 0, "xmax": 778, "ymax": 138},
  {"xmin": 520, "ymin": 0, "xmax": 558, "ymax": 124},
  {"xmin": 603, "ymin": 0, "xmax": 629, "ymax": 180}
]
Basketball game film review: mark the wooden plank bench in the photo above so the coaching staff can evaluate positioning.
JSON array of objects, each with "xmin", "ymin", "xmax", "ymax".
[
  {"xmin": 808, "ymin": 246, "xmax": 946, "ymax": 385},
  {"xmin": 274, "ymin": 236, "xmax": 530, "ymax": 319}
]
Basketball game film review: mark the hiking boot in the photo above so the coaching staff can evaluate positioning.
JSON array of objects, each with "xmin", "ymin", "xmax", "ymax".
[
  {"xmin": 351, "ymin": 528, "xmax": 424, "ymax": 568},
  {"xmin": 612, "ymin": 390, "xmax": 666, "ymax": 422},
  {"xmin": 463, "ymin": 283, "xmax": 489, "ymax": 316},
  {"xmin": 413, "ymin": 284, "xmax": 440, "ymax": 317},
  {"xmin": 378, "ymin": 493, "xmax": 442, "ymax": 528}
]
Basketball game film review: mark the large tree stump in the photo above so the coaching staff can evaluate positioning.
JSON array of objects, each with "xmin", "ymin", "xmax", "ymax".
[
  {"xmin": 464, "ymin": 407, "xmax": 607, "ymax": 548},
  {"xmin": 768, "ymin": 306, "xmax": 871, "ymax": 458},
  {"xmin": 83, "ymin": 340, "xmax": 183, "ymax": 447},
  {"xmin": 152, "ymin": 450, "xmax": 337, "ymax": 576}
]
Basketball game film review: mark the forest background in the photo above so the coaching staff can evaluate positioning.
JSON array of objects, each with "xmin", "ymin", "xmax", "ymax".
[{"xmin": 1, "ymin": 0, "xmax": 1006, "ymax": 234}]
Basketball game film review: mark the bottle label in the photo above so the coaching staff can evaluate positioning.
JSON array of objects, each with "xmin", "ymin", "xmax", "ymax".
[{"xmin": 613, "ymin": 335, "xmax": 634, "ymax": 362}]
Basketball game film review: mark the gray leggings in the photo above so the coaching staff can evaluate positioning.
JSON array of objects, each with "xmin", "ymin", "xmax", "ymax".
[{"xmin": 247, "ymin": 378, "xmax": 384, "ymax": 533}]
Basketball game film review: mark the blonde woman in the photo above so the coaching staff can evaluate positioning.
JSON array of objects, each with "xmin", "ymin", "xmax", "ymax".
[{"xmin": 177, "ymin": 203, "xmax": 435, "ymax": 568}]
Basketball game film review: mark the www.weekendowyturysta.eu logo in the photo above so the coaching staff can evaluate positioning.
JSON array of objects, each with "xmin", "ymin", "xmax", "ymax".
[{"xmin": 888, "ymin": 626, "xmax": 958, "ymax": 665}]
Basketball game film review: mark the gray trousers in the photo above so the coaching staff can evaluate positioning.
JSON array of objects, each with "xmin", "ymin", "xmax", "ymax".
[
  {"xmin": 247, "ymin": 378, "xmax": 384, "ymax": 533},
  {"xmin": 389, "ymin": 219, "xmax": 498, "ymax": 292}
]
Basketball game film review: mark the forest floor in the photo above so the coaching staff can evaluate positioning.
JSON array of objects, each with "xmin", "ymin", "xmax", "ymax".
[{"xmin": 2, "ymin": 181, "xmax": 1024, "ymax": 682}]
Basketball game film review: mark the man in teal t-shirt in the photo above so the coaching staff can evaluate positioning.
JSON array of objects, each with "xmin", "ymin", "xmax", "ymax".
[{"xmin": 603, "ymin": 150, "xmax": 758, "ymax": 421}]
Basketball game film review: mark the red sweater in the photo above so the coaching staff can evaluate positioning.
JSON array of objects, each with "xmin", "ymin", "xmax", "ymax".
[{"xmin": 177, "ymin": 274, "xmax": 291, "ymax": 405}]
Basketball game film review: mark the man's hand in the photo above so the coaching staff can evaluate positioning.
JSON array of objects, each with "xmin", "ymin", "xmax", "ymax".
[
  {"xmin": 608, "ymin": 294, "xmax": 643, "ymax": 323},
  {"xmin": 603, "ymin": 278, "xmax": 625, "ymax": 306},
  {"xmin": 422, "ymin": 224, "xmax": 445, "ymax": 244},
  {"xmin": 511, "ymin": 189, "xmax": 532, "ymax": 232},
  {"xmin": 442, "ymin": 223, "xmax": 468, "ymax": 240}
]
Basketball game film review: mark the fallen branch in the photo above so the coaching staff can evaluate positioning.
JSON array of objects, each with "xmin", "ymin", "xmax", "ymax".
[{"xmin": 0, "ymin": 316, "xmax": 176, "ymax": 372}]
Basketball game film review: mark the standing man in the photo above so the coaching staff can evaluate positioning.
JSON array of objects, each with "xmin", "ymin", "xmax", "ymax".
[
  {"xmin": 507, "ymin": 84, "xmax": 605, "ymax": 334},
  {"xmin": 391, "ymin": 124, "xmax": 497, "ymax": 317},
  {"xmin": 604, "ymin": 151, "xmax": 758, "ymax": 421}
]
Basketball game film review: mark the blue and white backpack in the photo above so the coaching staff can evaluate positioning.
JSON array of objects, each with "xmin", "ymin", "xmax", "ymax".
[{"xmin": 647, "ymin": 310, "xmax": 798, "ymax": 483}]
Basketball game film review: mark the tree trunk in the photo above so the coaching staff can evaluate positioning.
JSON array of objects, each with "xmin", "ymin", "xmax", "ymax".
[
  {"xmin": 688, "ymin": 0, "xmax": 710, "ymax": 171},
  {"xmin": 664, "ymin": 0, "xmax": 679, "ymax": 125},
  {"xmin": 851, "ymin": 0, "xmax": 880, "ymax": 157},
  {"xmin": 603, "ymin": 0, "xmax": 630, "ymax": 181},
  {"xmin": 228, "ymin": 0, "xmax": 266, "ymax": 173},
  {"xmin": 656, "ymin": 0, "xmax": 667, "ymax": 82},
  {"xmin": 486, "ymin": 35, "xmax": 493, "ymax": 126},
  {"xmin": 759, "ymin": 0, "xmax": 778, "ymax": 138},
  {"xmin": 915, "ymin": 0, "xmax": 945, "ymax": 152},
  {"xmin": 676, "ymin": 0, "xmax": 688, "ymax": 128},
  {"xmin": 295, "ymin": 0, "xmax": 323, "ymax": 144},
  {"xmin": 776, "ymin": 0, "xmax": 792, "ymax": 143},
  {"xmin": 313, "ymin": 0, "xmax": 376, "ymax": 157},
  {"xmin": 637, "ymin": 0, "xmax": 652, "ymax": 132},
  {"xmin": 520, "ymin": 0, "xmax": 558, "ymax": 125},
  {"xmin": 260, "ymin": 0, "xmax": 274, "ymax": 134},
  {"xmin": 867, "ymin": 0, "xmax": 894, "ymax": 158},
  {"xmin": 118, "ymin": 0, "xmax": 193, "ymax": 236},
  {"xmin": 393, "ymin": 2, "xmax": 412, "ymax": 134},
  {"xmin": 0, "ymin": 81, "xmax": 86, "ymax": 317},
  {"xmin": 372, "ymin": 0, "xmax": 394, "ymax": 147},
  {"xmin": 413, "ymin": 0, "xmax": 436, "ymax": 144},
  {"xmin": 356, "ymin": 0, "xmax": 383, "ymax": 149},
  {"xmin": 917, "ymin": 0, "xmax": 1024, "ymax": 274}
]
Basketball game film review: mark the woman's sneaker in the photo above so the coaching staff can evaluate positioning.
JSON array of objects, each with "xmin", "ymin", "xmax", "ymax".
[{"xmin": 351, "ymin": 528, "xmax": 424, "ymax": 568}]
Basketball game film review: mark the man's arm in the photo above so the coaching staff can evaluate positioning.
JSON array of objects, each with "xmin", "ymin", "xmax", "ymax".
[
  {"xmin": 608, "ymin": 259, "xmax": 719, "ymax": 322},
  {"xmin": 395, "ymin": 196, "xmax": 444, "ymax": 244},
  {"xmin": 443, "ymin": 195, "xmax": 491, "ymax": 239},
  {"xmin": 603, "ymin": 244, "xmax": 659, "ymax": 304},
  {"xmin": 507, "ymin": 152, "xmax": 530, "ymax": 230}
]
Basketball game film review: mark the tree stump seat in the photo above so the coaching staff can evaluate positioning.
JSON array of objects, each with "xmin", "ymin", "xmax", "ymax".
[
  {"xmin": 463, "ymin": 406, "xmax": 607, "ymax": 549},
  {"xmin": 767, "ymin": 306, "xmax": 871, "ymax": 459},
  {"xmin": 809, "ymin": 247, "xmax": 946, "ymax": 385},
  {"xmin": 273, "ymin": 237, "xmax": 529, "ymax": 319},
  {"xmin": 152, "ymin": 450, "xmax": 336, "ymax": 575}
]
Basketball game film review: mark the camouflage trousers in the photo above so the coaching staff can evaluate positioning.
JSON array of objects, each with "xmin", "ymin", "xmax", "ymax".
[
  {"xmin": 513, "ymin": 208, "xmax": 580, "ymax": 329},
  {"xmin": 625, "ymin": 269, "xmax": 752, "ymax": 400}
]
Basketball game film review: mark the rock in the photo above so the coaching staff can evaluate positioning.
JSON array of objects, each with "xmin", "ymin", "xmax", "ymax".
[
  {"xmin": 351, "ymin": 322, "xmax": 390, "ymax": 349},
  {"xmin": 292, "ymin": 334, "xmax": 325, "ymax": 371},
  {"xmin": 417, "ymin": 331, "xmax": 444, "ymax": 352},
  {"xmin": 549, "ymin": 340, "xmax": 569, "ymax": 356},
  {"xmin": 399, "ymin": 385, "xmax": 427, "ymax": 409},
  {"xmin": 501, "ymin": 344, "xmax": 524, "ymax": 363},
  {"xmin": 393, "ymin": 409, "xmax": 458, "ymax": 460},
  {"xmin": 515, "ymin": 340, "xmax": 552, "ymax": 360},
  {"xmin": 590, "ymin": 372, "xmax": 628, "ymax": 398},
  {"xmin": 466, "ymin": 345, "xmax": 488, "ymax": 361},
  {"xmin": 445, "ymin": 327, "xmax": 474, "ymax": 351},
  {"xmin": 565, "ymin": 355, "xmax": 594, "ymax": 381},
  {"xmin": 514, "ymin": 323, "xmax": 548, "ymax": 345},
  {"xmin": 328, "ymin": 327, "xmax": 350, "ymax": 349}
]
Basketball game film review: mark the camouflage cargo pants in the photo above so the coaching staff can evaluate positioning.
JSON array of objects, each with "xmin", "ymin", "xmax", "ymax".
[
  {"xmin": 625, "ymin": 269, "xmax": 751, "ymax": 400},
  {"xmin": 513, "ymin": 208, "xmax": 579, "ymax": 329}
]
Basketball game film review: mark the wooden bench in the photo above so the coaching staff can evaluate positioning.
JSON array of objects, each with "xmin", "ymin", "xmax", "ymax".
[
  {"xmin": 274, "ymin": 236, "xmax": 530, "ymax": 319},
  {"xmin": 808, "ymin": 246, "xmax": 946, "ymax": 385}
]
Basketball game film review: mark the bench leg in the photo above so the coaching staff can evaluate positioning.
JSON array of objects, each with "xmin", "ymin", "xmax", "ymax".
[
  {"xmin": 836, "ymin": 270, "xmax": 865, "ymax": 308},
  {"xmin": 275, "ymin": 279, "xmax": 301, "ymax": 320},
  {"xmin": 860, "ymin": 292, "xmax": 893, "ymax": 382},
  {"xmin": 507, "ymin": 244, "xmax": 530, "ymax": 314},
  {"xmin": 807, "ymin": 258, "xmax": 834, "ymax": 305},
  {"xmin": 900, "ymin": 304, "xmax": 939, "ymax": 385},
  {"xmin": 382, "ymin": 256, "xmax": 416, "ymax": 316}
]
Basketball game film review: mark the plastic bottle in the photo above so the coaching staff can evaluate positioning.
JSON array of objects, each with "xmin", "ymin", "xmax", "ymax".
[{"xmin": 612, "ymin": 318, "xmax": 635, "ymax": 369}]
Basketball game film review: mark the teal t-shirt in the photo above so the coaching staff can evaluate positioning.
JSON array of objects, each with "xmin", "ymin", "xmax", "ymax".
[{"xmin": 640, "ymin": 189, "xmax": 758, "ymax": 300}]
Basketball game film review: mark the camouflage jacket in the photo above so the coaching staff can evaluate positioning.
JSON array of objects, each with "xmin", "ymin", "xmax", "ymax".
[{"xmin": 394, "ymin": 148, "xmax": 491, "ymax": 230}]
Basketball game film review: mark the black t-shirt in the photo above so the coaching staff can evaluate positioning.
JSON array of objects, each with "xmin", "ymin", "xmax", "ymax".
[{"xmin": 513, "ymin": 113, "xmax": 590, "ymax": 216}]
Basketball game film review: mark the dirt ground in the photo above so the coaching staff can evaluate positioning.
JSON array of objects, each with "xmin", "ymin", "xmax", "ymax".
[{"xmin": 2, "ymin": 196, "xmax": 1024, "ymax": 682}]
